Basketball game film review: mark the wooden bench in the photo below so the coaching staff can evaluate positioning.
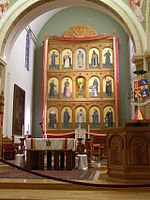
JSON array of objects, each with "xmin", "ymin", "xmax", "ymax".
[{"xmin": 2, "ymin": 137, "xmax": 16, "ymax": 160}]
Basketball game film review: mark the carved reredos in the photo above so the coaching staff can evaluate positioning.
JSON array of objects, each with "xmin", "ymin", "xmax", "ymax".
[{"xmin": 64, "ymin": 24, "xmax": 98, "ymax": 38}]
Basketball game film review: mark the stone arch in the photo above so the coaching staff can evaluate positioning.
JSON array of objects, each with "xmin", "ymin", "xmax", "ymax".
[{"xmin": 0, "ymin": 0, "xmax": 146, "ymax": 61}]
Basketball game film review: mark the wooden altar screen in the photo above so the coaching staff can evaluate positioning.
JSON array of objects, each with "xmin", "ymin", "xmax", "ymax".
[{"xmin": 42, "ymin": 25, "xmax": 120, "ymax": 138}]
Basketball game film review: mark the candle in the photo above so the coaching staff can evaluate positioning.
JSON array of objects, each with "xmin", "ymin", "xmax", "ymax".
[
  {"xmin": 22, "ymin": 125, "xmax": 24, "ymax": 136},
  {"xmin": 88, "ymin": 124, "xmax": 90, "ymax": 138},
  {"xmin": 28, "ymin": 124, "xmax": 29, "ymax": 133}
]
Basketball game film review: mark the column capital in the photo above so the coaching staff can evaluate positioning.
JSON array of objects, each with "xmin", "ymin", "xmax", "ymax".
[
  {"xmin": 132, "ymin": 53, "xmax": 144, "ymax": 68},
  {"xmin": 144, "ymin": 51, "xmax": 150, "ymax": 61},
  {"xmin": 0, "ymin": 56, "xmax": 7, "ymax": 68}
]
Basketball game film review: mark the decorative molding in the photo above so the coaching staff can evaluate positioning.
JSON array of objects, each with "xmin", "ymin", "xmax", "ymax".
[
  {"xmin": 0, "ymin": 56, "xmax": 7, "ymax": 67},
  {"xmin": 64, "ymin": 24, "xmax": 98, "ymax": 38},
  {"xmin": 0, "ymin": 0, "xmax": 146, "ymax": 55},
  {"xmin": 132, "ymin": 53, "xmax": 144, "ymax": 68}
]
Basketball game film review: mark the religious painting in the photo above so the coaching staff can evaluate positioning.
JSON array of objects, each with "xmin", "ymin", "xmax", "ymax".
[
  {"xmin": 103, "ymin": 106, "xmax": 114, "ymax": 128},
  {"xmin": 89, "ymin": 76, "xmax": 100, "ymax": 98},
  {"xmin": 75, "ymin": 107, "xmax": 86, "ymax": 129},
  {"xmin": 61, "ymin": 49, "xmax": 72, "ymax": 69},
  {"xmin": 89, "ymin": 48, "xmax": 99, "ymax": 68},
  {"xmin": 0, "ymin": 0, "xmax": 10, "ymax": 19},
  {"xmin": 75, "ymin": 48, "xmax": 85, "ymax": 69},
  {"xmin": 89, "ymin": 106, "xmax": 100, "ymax": 129},
  {"xmin": 62, "ymin": 77, "xmax": 72, "ymax": 98},
  {"xmin": 61, "ymin": 106, "xmax": 72, "ymax": 129},
  {"xmin": 25, "ymin": 31, "xmax": 30, "ymax": 71},
  {"xmin": 48, "ymin": 78, "xmax": 59, "ymax": 99},
  {"xmin": 76, "ymin": 76, "xmax": 86, "ymax": 98},
  {"xmin": 48, "ymin": 49, "xmax": 59, "ymax": 70},
  {"xmin": 12, "ymin": 84, "xmax": 25, "ymax": 136},
  {"xmin": 103, "ymin": 76, "xmax": 114, "ymax": 98},
  {"xmin": 48, "ymin": 106, "xmax": 58, "ymax": 129},
  {"xmin": 128, "ymin": 0, "xmax": 145, "ymax": 22},
  {"xmin": 102, "ymin": 48, "xmax": 113, "ymax": 68}
]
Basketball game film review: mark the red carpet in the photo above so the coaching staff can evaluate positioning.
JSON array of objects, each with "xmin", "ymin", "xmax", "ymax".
[{"xmin": 0, "ymin": 166, "xmax": 97, "ymax": 180}]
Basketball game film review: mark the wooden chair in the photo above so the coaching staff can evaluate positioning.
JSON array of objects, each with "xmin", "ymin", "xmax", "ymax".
[
  {"xmin": 2, "ymin": 137, "xmax": 16, "ymax": 160},
  {"xmin": 92, "ymin": 144, "xmax": 102, "ymax": 161}
]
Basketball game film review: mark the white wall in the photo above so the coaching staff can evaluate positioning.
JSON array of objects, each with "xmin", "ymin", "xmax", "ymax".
[{"xmin": 3, "ymin": 29, "xmax": 35, "ymax": 142}]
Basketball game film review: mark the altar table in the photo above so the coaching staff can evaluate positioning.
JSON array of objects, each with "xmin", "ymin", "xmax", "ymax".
[{"xmin": 25, "ymin": 138, "xmax": 76, "ymax": 170}]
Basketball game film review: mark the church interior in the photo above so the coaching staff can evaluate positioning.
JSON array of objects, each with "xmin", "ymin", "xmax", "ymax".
[{"xmin": 1, "ymin": 0, "xmax": 150, "ymax": 199}]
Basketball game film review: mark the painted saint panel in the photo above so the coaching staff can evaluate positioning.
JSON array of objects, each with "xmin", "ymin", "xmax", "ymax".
[
  {"xmin": 75, "ymin": 48, "xmax": 85, "ymax": 69},
  {"xmin": 89, "ymin": 76, "xmax": 100, "ymax": 98},
  {"xmin": 48, "ymin": 106, "xmax": 58, "ymax": 129},
  {"xmin": 0, "ymin": 0, "xmax": 10, "ymax": 19},
  {"xmin": 89, "ymin": 48, "xmax": 99, "ymax": 68},
  {"xmin": 48, "ymin": 78, "xmax": 59, "ymax": 99},
  {"xmin": 75, "ymin": 107, "xmax": 86, "ymax": 129},
  {"xmin": 61, "ymin": 107, "xmax": 72, "ymax": 129},
  {"xmin": 48, "ymin": 49, "xmax": 59, "ymax": 70},
  {"xmin": 103, "ymin": 76, "xmax": 114, "ymax": 98},
  {"xmin": 62, "ymin": 49, "xmax": 72, "ymax": 69},
  {"xmin": 128, "ymin": 0, "xmax": 145, "ymax": 22},
  {"xmin": 89, "ymin": 106, "xmax": 100, "ymax": 129},
  {"xmin": 76, "ymin": 76, "xmax": 86, "ymax": 98},
  {"xmin": 103, "ymin": 106, "xmax": 114, "ymax": 128},
  {"xmin": 102, "ymin": 48, "xmax": 113, "ymax": 68},
  {"xmin": 62, "ymin": 77, "xmax": 72, "ymax": 98}
]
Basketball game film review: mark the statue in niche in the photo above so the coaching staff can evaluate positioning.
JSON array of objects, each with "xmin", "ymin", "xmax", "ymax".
[
  {"xmin": 91, "ymin": 50, "xmax": 98, "ymax": 68},
  {"xmin": 92, "ymin": 109, "xmax": 99, "ymax": 128},
  {"xmin": 106, "ymin": 79, "xmax": 112, "ymax": 97},
  {"xmin": 63, "ymin": 51, "xmax": 71, "ymax": 69},
  {"xmin": 49, "ymin": 108, "xmax": 57, "ymax": 128},
  {"xmin": 105, "ymin": 108, "xmax": 113, "ymax": 128},
  {"xmin": 77, "ymin": 76, "xmax": 85, "ymax": 98},
  {"xmin": 90, "ymin": 78, "xmax": 99, "ymax": 97},
  {"xmin": 63, "ymin": 78, "xmax": 71, "ymax": 98},
  {"xmin": 77, "ymin": 108, "xmax": 84, "ymax": 128},
  {"xmin": 78, "ymin": 82, "xmax": 84, "ymax": 95},
  {"xmin": 49, "ymin": 50, "xmax": 58, "ymax": 69},
  {"xmin": 63, "ymin": 108, "xmax": 70, "ymax": 128},
  {"xmin": 76, "ymin": 50, "xmax": 85, "ymax": 69},
  {"xmin": 104, "ymin": 49, "xmax": 111, "ymax": 67},
  {"xmin": 49, "ymin": 79, "xmax": 57, "ymax": 98}
]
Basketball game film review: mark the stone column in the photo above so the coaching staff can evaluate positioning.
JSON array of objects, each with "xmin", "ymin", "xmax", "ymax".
[
  {"xmin": 145, "ymin": 0, "xmax": 150, "ymax": 71},
  {"xmin": 132, "ymin": 54, "xmax": 144, "ymax": 70},
  {"xmin": 0, "ymin": 91, "xmax": 4, "ymax": 158},
  {"xmin": 146, "ymin": 0, "xmax": 150, "ymax": 51}
]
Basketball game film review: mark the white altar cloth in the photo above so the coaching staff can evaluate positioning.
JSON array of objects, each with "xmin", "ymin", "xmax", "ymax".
[{"xmin": 26, "ymin": 138, "xmax": 75, "ymax": 151}]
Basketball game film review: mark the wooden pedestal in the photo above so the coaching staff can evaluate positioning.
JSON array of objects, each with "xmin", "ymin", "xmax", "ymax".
[{"xmin": 107, "ymin": 120, "xmax": 150, "ymax": 182}]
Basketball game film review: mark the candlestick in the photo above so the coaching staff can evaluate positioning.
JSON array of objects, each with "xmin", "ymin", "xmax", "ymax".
[
  {"xmin": 22, "ymin": 125, "xmax": 24, "ymax": 136},
  {"xmin": 88, "ymin": 124, "xmax": 90, "ymax": 138}
]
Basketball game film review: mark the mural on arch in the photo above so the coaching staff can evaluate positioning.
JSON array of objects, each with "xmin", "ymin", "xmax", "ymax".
[
  {"xmin": 0, "ymin": 0, "xmax": 25, "ymax": 18},
  {"xmin": 0, "ymin": 0, "xmax": 10, "ymax": 18},
  {"xmin": 1, "ymin": 1, "xmax": 146, "ymax": 28},
  {"xmin": 123, "ymin": 0, "xmax": 146, "ymax": 25}
]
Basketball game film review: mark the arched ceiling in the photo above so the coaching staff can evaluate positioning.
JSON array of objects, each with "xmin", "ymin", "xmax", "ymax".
[
  {"xmin": 28, "ymin": 7, "xmax": 68, "ymax": 38},
  {"xmin": 0, "ymin": 0, "xmax": 146, "ymax": 62}
]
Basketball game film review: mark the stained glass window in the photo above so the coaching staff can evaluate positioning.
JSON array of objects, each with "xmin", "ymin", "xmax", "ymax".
[{"xmin": 25, "ymin": 31, "xmax": 30, "ymax": 71}]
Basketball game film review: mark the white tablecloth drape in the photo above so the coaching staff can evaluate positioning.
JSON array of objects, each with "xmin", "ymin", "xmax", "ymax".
[{"xmin": 26, "ymin": 138, "xmax": 76, "ymax": 151}]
